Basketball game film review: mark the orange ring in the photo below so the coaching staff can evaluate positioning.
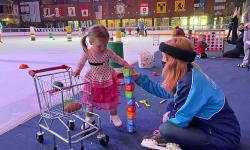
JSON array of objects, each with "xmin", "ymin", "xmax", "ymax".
[{"xmin": 127, "ymin": 111, "xmax": 136, "ymax": 119}]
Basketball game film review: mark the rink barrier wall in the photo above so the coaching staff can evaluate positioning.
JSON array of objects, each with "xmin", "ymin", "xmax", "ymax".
[
  {"xmin": 1, "ymin": 25, "xmax": 229, "ymax": 37},
  {"xmin": 2, "ymin": 30, "xmax": 230, "ymax": 37}
]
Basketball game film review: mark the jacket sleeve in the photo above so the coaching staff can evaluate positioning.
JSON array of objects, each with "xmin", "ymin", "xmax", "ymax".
[
  {"xmin": 135, "ymin": 74, "xmax": 173, "ymax": 99},
  {"xmin": 167, "ymin": 80, "xmax": 208, "ymax": 128}
]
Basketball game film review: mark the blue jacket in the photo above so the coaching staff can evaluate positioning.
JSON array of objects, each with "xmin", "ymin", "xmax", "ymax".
[{"xmin": 135, "ymin": 65, "xmax": 240, "ymax": 147}]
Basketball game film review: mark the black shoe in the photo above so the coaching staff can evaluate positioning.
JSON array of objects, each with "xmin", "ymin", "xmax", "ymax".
[{"xmin": 200, "ymin": 53, "xmax": 207, "ymax": 59}]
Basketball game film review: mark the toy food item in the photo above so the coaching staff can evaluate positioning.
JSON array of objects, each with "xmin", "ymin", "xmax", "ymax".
[
  {"xmin": 53, "ymin": 81, "xmax": 64, "ymax": 90},
  {"xmin": 19, "ymin": 64, "xmax": 29, "ymax": 69},
  {"xmin": 64, "ymin": 102, "xmax": 82, "ymax": 113}
]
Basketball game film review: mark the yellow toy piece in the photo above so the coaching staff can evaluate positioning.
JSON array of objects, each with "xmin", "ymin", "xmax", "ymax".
[
  {"xmin": 115, "ymin": 31, "xmax": 121, "ymax": 42},
  {"xmin": 139, "ymin": 100, "xmax": 150, "ymax": 108},
  {"xmin": 66, "ymin": 26, "xmax": 72, "ymax": 33},
  {"xmin": 172, "ymin": 28, "xmax": 176, "ymax": 36}
]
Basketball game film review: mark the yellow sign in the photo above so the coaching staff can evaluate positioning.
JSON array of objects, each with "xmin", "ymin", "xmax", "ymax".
[
  {"xmin": 175, "ymin": 0, "xmax": 186, "ymax": 12},
  {"xmin": 156, "ymin": 2, "xmax": 167, "ymax": 13}
]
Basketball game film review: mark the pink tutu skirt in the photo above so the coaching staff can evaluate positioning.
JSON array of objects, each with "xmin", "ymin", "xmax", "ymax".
[{"xmin": 82, "ymin": 76, "xmax": 121, "ymax": 110}]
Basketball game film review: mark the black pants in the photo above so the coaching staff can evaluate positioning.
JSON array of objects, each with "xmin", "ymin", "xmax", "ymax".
[
  {"xmin": 227, "ymin": 28, "xmax": 232, "ymax": 41},
  {"xmin": 223, "ymin": 47, "xmax": 244, "ymax": 58},
  {"xmin": 232, "ymin": 27, "xmax": 238, "ymax": 42},
  {"xmin": 227, "ymin": 28, "xmax": 238, "ymax": 42},
  {"xmin": 159, "ymin": 123, "xmax": 239, "ymax": 150}
]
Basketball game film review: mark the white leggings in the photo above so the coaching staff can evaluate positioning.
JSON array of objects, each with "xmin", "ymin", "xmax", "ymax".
[{"xmin": 242, "ymin": 30, "xmax": 250, "ymax": 65}]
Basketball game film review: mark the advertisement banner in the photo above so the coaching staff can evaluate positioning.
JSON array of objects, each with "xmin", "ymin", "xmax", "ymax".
[
  {"xmin": 140, "ymin": 3, "xmax": 148, "ymax": 16},
  {"xmin": 43, "ymin": 8, "xmax": 50, "ymax": 17},
  {"xmin": 55, "ymin": 7, "xmax": 63, "ymax": 17},
  {"xmin": 156, "ymin": 2, "xmax": 167, "ymax": 14},
  {"xmin": 214, "ymin": 0, "xmax": 226, "ymax": 10},
  {"xmin": 68, "ymin": 7, "xmax": 76, "ymax": 17},
  {"xmin": 194, "ymin": 0, "xmax": 205, "ymax": 9},
  {"xmin": 13, "ymin": 5, "xmax": 19, "ymax": 16},
  {"xmin": 94, "ymin": 5, "xmax": 102, "ymax": 20},
  {"xmin": 175, "ymin": 0, "xmax": 186, "ymax": 12},
  {"xmin": 81, "ymin": 6, "xmax": 89, "ymax": 19},
  {"xmin": 20, "ymin": 1, "xmax": 41, "ymax": 22}
]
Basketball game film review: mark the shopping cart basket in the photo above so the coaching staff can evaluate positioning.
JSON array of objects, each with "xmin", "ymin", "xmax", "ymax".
[
  {"xmin": 29, "ymin": 65, "xmax": 109, "ymax": 150},
  {"xmin": 153, "ymin": 35, "xmax": 160, "ymax": 46}
]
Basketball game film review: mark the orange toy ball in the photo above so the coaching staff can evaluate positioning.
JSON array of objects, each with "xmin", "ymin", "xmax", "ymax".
[
  {"xmin": 64, "ymin": 102, "xmax": 82, "ymax": 113},
  {"xmin": 19, "ymin": 64, "xmax": 29, "ymax": 69}
]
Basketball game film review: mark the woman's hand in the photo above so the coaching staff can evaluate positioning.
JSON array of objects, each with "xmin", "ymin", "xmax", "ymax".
[
  {"xmin": 123, "ymin": 62, "xmax": 133, "ymax": 69},
  {"xmin": 131, "ymin": 68, "xmax": 140, "ymax": 81},
  {"xmin": 162, "ymin": 111, "xmax": 170, "ymax": 123}
]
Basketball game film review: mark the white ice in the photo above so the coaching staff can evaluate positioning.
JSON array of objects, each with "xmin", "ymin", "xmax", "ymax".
[{"xmin": 0, "ymin": 35, "xmax": 170, "ymax": 134}]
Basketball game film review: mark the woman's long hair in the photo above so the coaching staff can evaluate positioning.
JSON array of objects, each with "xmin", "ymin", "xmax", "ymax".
[{"xmin": 162, "ymin": 37, "xmax": 199, "ymax": 93}]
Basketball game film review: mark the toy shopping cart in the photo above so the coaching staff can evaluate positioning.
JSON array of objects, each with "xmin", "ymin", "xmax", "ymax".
[
  {"xmin": 153, "ymin": 35, "xmax": 160, "ymax": 46},
  {"xmin": 29, "ymin": 65, "xmax": 109, "ymax": 150}
]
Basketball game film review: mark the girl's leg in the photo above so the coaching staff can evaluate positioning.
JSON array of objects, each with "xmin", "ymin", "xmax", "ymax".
[
  {"xmin": 82, "ymin": 105, "xmax": 95, "ymax": 129},
  {"xmin": 110, "ymin": 108, "xmax": 122, "ymax": 127},
  {"xmin": 86, "ymin": 105, "xmax": 93, "ymax": 117},
  {"xmin": 109, "ymin": 108, "xmax": 117, "ymax": 116}
]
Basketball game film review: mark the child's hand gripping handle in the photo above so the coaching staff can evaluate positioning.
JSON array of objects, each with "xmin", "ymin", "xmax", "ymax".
[{"xmin": 29, "ymin": 65, "xmax": 71, "ymax": 77}]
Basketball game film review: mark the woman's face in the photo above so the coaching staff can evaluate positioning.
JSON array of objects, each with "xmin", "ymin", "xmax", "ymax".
[{"xmin": 162, "ymin": 53, "xmax": 167, "ymax": 62}]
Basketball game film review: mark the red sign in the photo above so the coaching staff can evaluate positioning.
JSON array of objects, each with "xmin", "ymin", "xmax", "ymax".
[
  {"xmin": 55, "ymin": 7, "xmax": 63, "ymax": 17},
  {"xmin": 81, "ymin": 6, "xmax": 89, "ymax": 20}
]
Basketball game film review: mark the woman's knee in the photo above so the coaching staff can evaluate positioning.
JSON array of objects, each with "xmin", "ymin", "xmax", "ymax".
[{"xmin": 159, "ymin": 123, "xmax": 178, "ymax": 139}]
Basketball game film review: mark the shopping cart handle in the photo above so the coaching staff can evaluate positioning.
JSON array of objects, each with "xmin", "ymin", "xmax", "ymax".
[{"xmin": 29, "ymin": 65, "xmax": 71, "ymax": 77}]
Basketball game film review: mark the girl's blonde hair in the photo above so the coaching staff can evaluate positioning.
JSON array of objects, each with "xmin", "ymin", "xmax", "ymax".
[
  {"xmin": 162, "ymin": 37, "xmax": 200, "ymax": 93},
  {"xmin": 81, "ymin": 24, "xmax": 109, "ymax": 52}
]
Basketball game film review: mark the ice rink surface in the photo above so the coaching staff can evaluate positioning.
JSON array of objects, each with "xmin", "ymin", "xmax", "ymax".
[{"xmin": 0, "ymin": 35, "xmax": 169, "ymax": 134}]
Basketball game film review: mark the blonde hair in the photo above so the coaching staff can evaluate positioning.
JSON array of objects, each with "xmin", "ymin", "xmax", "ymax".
[{"xmin": 162, "ymin": 37, "xmax": 201, "ymax": 93}]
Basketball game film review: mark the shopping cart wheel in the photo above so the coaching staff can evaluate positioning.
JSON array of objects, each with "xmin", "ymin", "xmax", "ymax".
[
  {"xmin": 36, "ymin": 131, "xmax": 44, "ymax": 143},
  {"xmin": 80, "ymin": 146, "xmax": 84, "ymax": 150},
  {"xmin": 80, "ymin": 140, "xmax": 85, "ymax": 150},
  {"xmin": 67, "ymin": 120, "xmax": 75, "ymax": 130},
  {"xmin": 97, "ymin": 134, "xmax": 109, "ymax": 146}
]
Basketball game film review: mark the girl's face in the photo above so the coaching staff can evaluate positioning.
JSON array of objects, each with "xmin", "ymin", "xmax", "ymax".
[{"xmin": 92, "ymin": 38, "xmax": 108, "ymax": 52}]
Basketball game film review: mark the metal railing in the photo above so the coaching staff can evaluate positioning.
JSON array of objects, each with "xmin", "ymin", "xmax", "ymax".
[{"xmin": 2, "ymin": 24, "xmax": 228, "ymax": 33}]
